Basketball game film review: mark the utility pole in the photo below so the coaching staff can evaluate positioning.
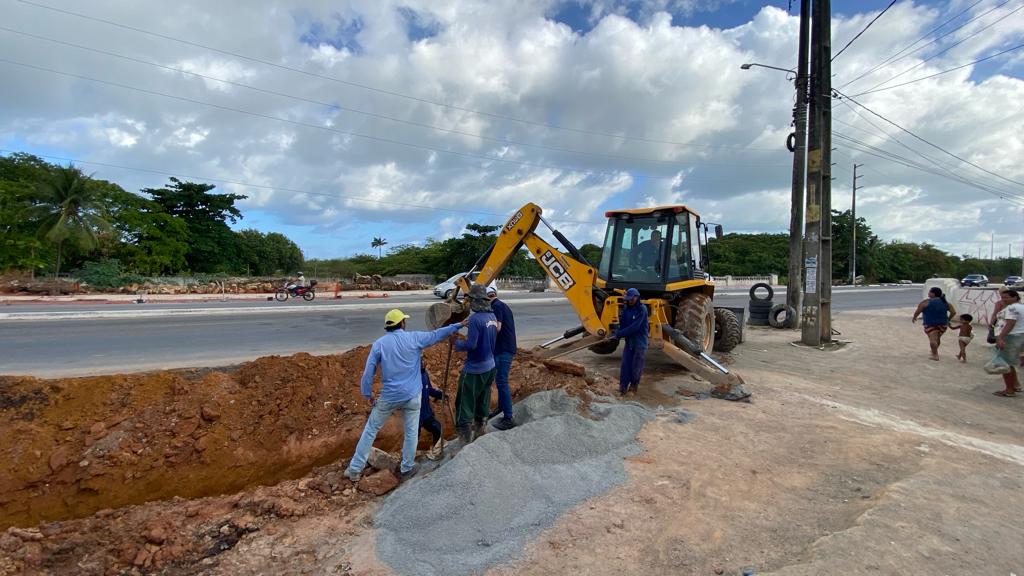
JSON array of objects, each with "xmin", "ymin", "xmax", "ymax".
[
  {"xmin": 991, "ymin": 232, "xmax": 995, "ymax": 261},
  {"xmin": 801, "ymin": 0, "xmax": 832, "ymax": 346},
  {"xmin": 850, "ymin": 163, "xmax": 863, "ymax": 285},
  {"xmin": 787, "ymin": 0, "xmax": 811, "ymax": 328}
]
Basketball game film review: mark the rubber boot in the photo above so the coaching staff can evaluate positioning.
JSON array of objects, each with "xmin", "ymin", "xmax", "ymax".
[
  {"xmin": 456, "ymin": 425, "xmax": 472, "ymax": 445},
  {"xmin": 472, "ymin": 420, "xmax": 486, "ymax": 442}
]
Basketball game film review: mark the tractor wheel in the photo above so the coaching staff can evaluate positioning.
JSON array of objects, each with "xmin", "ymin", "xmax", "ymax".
[
  {"xmin": 713, "ymin": 308, "xmax": 742, "ymax": 352},
  {"xmin": 589, "ymin": 338, "xmax": 620, "ymax": 355},
  {"xmin": 675, "ymin": 293, "xmax": 714, "ymax": 354}
]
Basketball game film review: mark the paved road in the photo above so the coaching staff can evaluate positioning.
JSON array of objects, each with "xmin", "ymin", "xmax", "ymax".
[{"xmin": 0, "ymin": 287, "xmax": 923, "ymax": 377}]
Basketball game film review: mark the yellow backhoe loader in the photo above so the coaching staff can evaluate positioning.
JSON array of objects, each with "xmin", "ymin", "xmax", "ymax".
[{"xmin": 427, "ymin": 202, "xmax": 750, "ymax": 401}]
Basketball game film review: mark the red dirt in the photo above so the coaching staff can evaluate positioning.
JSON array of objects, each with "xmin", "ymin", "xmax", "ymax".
[{"xmin": 0, "ymin": 346, "xmax": 607, "ymax": 575}]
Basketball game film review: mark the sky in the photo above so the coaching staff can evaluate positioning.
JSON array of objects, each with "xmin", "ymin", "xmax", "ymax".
[{"xmin": 1, "ymin": 0, "xmax": 1023, "ymax": 261}]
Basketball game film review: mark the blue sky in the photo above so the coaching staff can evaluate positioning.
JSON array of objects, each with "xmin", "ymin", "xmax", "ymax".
[{"xmin": 3, "ymin": 0, "xmax": 1022, "ymax": 261}]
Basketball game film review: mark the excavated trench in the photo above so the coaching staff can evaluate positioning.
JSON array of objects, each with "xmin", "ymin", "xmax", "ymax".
[{"xmin": 0, "ymin": 346, "xmax": 596, "ymax": 530}]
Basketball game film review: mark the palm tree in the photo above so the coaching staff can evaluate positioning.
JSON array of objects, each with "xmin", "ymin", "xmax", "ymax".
[
  {"xmin": 27, "ymin": 165, "xmax": 110, "ymax": 276},
  {"xmin": 371, "ymin": 237, "xmax": 388, "ymax": 259}
]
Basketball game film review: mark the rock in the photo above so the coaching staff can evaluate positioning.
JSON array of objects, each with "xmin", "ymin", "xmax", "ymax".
[
  {"xmin": 541, "ymin": 358, "xmax": 586, "ymax": 377},
  {"xmin": 143, "ymin": 524, "xmax": 167, "ymax": 545},
  {"xmin": 200, "ymin": 404, "xmax": 221, "ymax": 422},
  {"xmin": 367, "ymin": 447, "xmax": 399, "ymax": 472},
  {"xmin": 0, "ymin": 533, "xmax": 21, "ymax": 552},
  {"xmin": 194, "ymin": 435, "xmax": 211, "ymax": 453},
  {"xmin": 132, "ymin": 548, "xmax": 150, "ymax": 567},
  {"xmin": 174, "ymin": 417, "xmax": 199, "ymax": 437},
  {"xmin": 358, "ymin": 470, "xmax": 400, "ymax": 496},
  {"xmin": 323, "ymin": 471, "xmax": 342, "ymax": 491},
  {"xmin": 48, "ymin": 446, "xmax": 71, "ymax": 473}
]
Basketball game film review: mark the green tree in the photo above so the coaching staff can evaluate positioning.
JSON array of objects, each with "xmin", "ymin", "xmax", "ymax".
[
  {"xmin": 0, "ymin": 153, "xmax": 52, "ymax": 275},
  {"xmin": 579, "ymin": 243, "xmax": 602, "ymax": 267},
  {"xmin": 236, "ymin": 229, "xmax": 304, "ymax": 275},
  {"xmin": 143, "ymin": 178, "xmax": 246, "ymax": 273},
  {"xmin": 25, "ymin": 165, "xmax": 110, "ymax": 276}
]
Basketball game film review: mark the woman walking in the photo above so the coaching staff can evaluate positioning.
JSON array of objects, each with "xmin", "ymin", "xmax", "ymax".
[
  {"xmin": 988, "ymin": 288, "xmax": 1024, "ymax": 397},
  {"xmin": 912, "ymin": 287, "xmax": 956, "ymax": 361}
]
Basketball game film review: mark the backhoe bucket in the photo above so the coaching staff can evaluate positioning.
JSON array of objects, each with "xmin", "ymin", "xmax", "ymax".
[
  {"xmin": 427, "ymin": 300, "xmax": 469, "ymax": 329},
  {"xmin": 660, "ymin": 324, "xmax": 751, "ymax": 401}
]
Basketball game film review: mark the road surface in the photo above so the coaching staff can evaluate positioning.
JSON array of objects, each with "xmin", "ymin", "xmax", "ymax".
[{"xmin": 0, "ymin": 286, "xmax": 922, "ymax": 377}]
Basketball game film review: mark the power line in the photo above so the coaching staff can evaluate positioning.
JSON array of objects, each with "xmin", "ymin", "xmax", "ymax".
[
  {"xmin": 0, "ymin": 148, "xmax": 605, "ymax": 225},
  {"xmin": 836, "ymin": 89, "xmax": 1024, "ymax": 192},
  {"xmin": 832, "ymin": 0, "xmax": 898, "ymax": 62},
  {"xmin": 13, "ymin": 0, "xmax": 774, "ymax": 153},
  {"xmin": 0, "ymin": 26, "xmax": 785, "ymax": 170},
  {"xmin": 854, "ymin": 1, "xmax": 1024, "ymax": 95},
  {"xmin": 0, "ymin": 57, "xmax": 700, "ymax": 182},
  {"xmin": 848, "ymin": 42, "xmax": 1024, "ymax": 95},
  {"xmin": 839, "ymin": 0, "xmax": 989, "ymax": 89}
]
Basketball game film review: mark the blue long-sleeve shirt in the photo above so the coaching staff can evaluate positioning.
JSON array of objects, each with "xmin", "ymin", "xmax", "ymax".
[
  {"xmin": 615, "ymin": 302, "xmax": 649, "ymax": 349},
  {"xmin": 420, "ymin": 368, "xmax": 444, "ymax": 423},
  {"xmin": 360, "ymin": 324, "xmax": 461, "ymax": 403},
  {"xmin": 455, "ymin": 311, "xmax": 498, "ymax": 373}
]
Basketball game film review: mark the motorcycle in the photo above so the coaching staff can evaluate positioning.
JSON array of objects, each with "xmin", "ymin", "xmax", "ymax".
[{"xmin": 275, "ymin": 279, "xmax": 318, "ymax": 302}]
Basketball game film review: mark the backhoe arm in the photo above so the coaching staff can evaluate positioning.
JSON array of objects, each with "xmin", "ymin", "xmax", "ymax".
[{"xmin": 454, "ymin": 203, "xmax": 609, "ymax": 338}]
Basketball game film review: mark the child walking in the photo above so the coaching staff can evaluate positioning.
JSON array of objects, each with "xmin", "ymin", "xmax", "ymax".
[{"xmin": 952, "ymin": 313, "xmax": 973, "ymax": 362}]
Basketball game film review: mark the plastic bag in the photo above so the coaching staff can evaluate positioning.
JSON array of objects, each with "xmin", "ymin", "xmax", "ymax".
[{"xmin": 984, "ymin": 347, "xmax": 1012, "ymax": 374}]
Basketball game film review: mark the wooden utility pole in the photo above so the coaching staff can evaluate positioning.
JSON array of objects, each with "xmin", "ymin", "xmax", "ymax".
[
  {"xmin": 787, "ymin": 0, "xmax": 811, "ymax": 328},
  {"xmin": 850, "ymin": 163, "xmax": 863, "ymax": 285},
  {"xmin": 801, "ymin": 0, "xmax": 832, "ymax": 346}
]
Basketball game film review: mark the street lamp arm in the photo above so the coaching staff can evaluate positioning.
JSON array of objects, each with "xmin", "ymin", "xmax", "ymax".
[{"xmin": 740, "ymin": 62, "xmax": 796, "ymax": 74}]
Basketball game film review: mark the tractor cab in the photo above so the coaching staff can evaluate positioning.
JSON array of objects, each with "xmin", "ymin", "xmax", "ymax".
[{"xmin": 597, "ymin": 205, "xmax": 722, "ymax": 291}]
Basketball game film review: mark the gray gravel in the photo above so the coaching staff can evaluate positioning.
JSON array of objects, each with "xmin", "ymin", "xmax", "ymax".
[{"xmin": 374, "ymin": 390, "xmax": 652, "ymax": 576}]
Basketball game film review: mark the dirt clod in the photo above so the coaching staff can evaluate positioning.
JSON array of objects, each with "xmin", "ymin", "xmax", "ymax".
[{"xmin": 358, "ymin": 470, "xmax": 400, "ymax": 496}]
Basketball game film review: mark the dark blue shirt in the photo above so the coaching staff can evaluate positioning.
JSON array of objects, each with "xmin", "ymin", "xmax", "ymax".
[
  {"xmin": 456, "ymin": 311, "xmax": 498, "ymax": 373},
  {"xmin": 420, "ymin": 368, "xmax": 444, "ymax": 423},
  {"xmin": 922, "ymin": 297, "xmax": 950, "ymax": 326},
  {"xmin": 490, "ymin": 298, "xmax": 517, "ymax": 356},
  {"xmin": 615, "ymin": 301, "xmax": 649, "ymax": 349}
]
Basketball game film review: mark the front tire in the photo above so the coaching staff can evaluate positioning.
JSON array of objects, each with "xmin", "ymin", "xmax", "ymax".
[
  {"xmin": 713, "ymin": 308, "xmax": 741, "ymax": 352},
  {"xmin": 444, "ymin": 289, "xmax": 453, "ymax": 300},
  {"xmin": 274, "ymin": 289, "xmax": 289, "ymax": 302},
  {"xmin": 676, "ymin": 293, "xmax": 714, "ymax": 354}
]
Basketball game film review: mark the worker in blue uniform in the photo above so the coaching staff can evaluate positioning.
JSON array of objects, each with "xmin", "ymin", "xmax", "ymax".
[{"xmin": 614, "ymin": 287, "xmax": 649, "ymax": 396}]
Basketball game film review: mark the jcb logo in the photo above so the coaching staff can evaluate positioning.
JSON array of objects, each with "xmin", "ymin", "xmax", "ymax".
[
  {"xmin": 541, "ymin": 250, "xmax": 575, "ymax": 290},
  {"xmin": 504, "ymin": 211, "xmax": 524, "ymax": 232}
]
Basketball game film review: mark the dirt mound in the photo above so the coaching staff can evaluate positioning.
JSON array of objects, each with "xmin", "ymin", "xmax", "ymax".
[{"xmin": 0, "ymin": 340, "xmax": 606, "ymax": 569}]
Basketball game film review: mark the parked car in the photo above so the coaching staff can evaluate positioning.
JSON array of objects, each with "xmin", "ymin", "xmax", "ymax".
[
  {"xmin": 1005, "ymin": 276, "xmax": 1023, "ymax": 286},
  {"xmin": 433, "ymin": 272, "xmax": 497, "ymax": 299},
  {"xmin": 960, "ymin": 274, "xmax": 989, "ymax": 287}
]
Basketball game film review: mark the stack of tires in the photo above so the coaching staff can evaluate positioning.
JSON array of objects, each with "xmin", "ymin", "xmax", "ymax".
[{"xmin": 748, "ymin": 283, "xmax": 773, "ymax": 326}]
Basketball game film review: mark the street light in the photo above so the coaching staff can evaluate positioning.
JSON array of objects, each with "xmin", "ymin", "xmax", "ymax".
[{"xmin": 740, "ymin": 57, "xmax": 807, "ymax": 330}]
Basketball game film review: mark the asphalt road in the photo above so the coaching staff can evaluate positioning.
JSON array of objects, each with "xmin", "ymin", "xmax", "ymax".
[{"xmin": 0, "ymin": 286, "xmax": 923, "ymax": 377}]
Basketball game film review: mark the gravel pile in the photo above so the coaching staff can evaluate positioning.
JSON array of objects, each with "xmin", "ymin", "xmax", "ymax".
[{"xmin": 375, "ymin": 389, "xmax": 652, "ymax": 576}]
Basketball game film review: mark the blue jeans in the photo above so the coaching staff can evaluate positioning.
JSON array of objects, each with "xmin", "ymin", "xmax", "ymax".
[
  {"xmin": 494, "ymin": 352, "xmax": 515, "ymax": 419},
  {"xmin": 346, "ymin": 394, "xmax": 422, "ymax": 474}
]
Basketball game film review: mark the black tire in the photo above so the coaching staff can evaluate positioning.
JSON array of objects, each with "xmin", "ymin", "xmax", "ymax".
[
  {"xmin": 749, "ymin": 282, "xmax": 774, "ymax": 301},
  {"xmin": 303, "ymin": 290, "xmax": 316, "ymax": 301},
  {"xmin": 589, "ymin": 338, "xmax": 620, "ymax": 355},
  {"xmin": 748, "ymin": 299, "xmax": 773, "ymax": 312},
  {"xmin": 675, "ymin": 293, "xmax": 714, "ymax": 353},
  {"xmin": 444, "ymin": 289, "xmax": 453, "ymax": 300},
  {"xmin": 768, "ymin": 303, "xmax": 796, "ymax": 328},
  {"xmin": 274, "ymin": 289, "xmax": 289, "ymax": 302},
  {"xmin": 713, "ymin": 308, "xmax": 741, "ymax": 352}
]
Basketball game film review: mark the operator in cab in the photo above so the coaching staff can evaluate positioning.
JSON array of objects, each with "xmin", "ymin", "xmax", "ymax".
[{"xmin": 630, "ymin": 230, "xmax": 663, "ymax": 272}]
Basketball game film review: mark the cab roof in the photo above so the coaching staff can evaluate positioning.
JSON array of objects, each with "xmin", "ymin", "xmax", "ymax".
[{"xmin": 605, "ymin": 205, "xmax": 700, "ymax": 218}]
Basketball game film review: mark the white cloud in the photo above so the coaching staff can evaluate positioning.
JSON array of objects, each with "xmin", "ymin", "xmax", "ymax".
[{"xmin": 0, "ymin": 0, "xmax": 1021, "ymax": 258}]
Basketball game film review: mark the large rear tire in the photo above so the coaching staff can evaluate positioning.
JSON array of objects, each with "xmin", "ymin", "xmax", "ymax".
[
  {"xmin": 675, "ymin": 293, "xmax": 714, "ymax": 354},
  {"xmin": 589, "ymin": 338, "xmax": 620, "ymax": 355},
  {"xmin": 713, "ymin": 308, "xmax": 742, "ymax": 352},
  {"xmin": 274, "ymin": 289, "xmax": 289, "ymax": 302},
  {"xmin": 303, "ymin": 290, "xmax": 316, "ymax": 301}
]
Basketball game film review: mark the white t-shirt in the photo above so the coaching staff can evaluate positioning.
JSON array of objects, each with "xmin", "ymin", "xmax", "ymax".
[{"xmin": 995, "ymin": 302, "xmax": 1024, "ymax": 336}]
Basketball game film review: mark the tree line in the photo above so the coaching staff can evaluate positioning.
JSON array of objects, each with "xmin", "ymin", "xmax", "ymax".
[
  {"xmin": 0, "ymin": 153, "xmax": 303, "ymax": 279},
  {"xmin": 708, "ymin": 210, "xmax": 1023, "ymax": 283}
]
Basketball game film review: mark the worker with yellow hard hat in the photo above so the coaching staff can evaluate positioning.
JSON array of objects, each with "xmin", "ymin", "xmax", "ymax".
[{"xmin": 344, "ymin": 308, "xmax": 468, "ymax": 482}]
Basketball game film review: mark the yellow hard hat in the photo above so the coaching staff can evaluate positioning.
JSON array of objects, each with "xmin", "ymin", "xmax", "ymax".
[{"xmin": 384, "ymin": 309, "xmax": 410, "ymax": 327}]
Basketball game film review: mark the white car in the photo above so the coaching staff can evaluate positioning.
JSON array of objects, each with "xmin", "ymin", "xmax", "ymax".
[{"xmin": 433, "ymin": 272, "xmax": 497, "ymax": 299}]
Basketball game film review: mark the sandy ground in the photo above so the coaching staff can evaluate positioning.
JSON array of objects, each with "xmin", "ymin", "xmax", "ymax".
[{"xmin": 3, "ymin": 309, "xmax": 1023, "ymax": 575}]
